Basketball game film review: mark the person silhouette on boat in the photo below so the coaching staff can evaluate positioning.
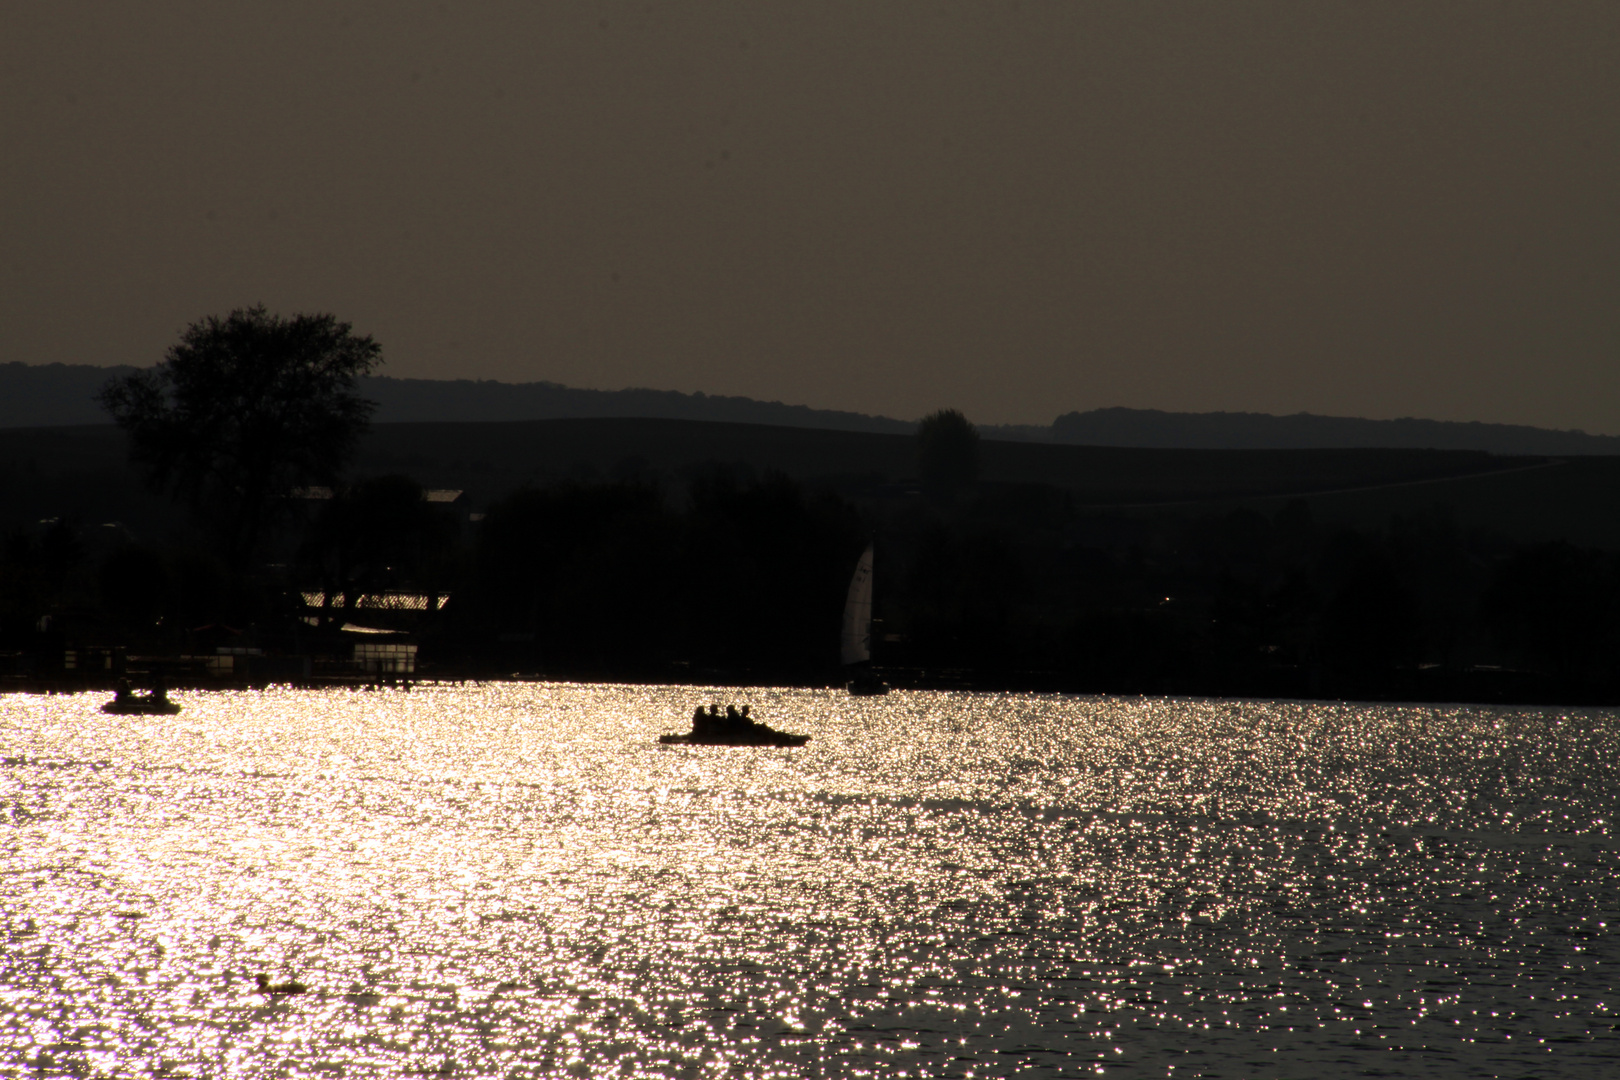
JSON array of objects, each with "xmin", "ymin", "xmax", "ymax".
[
  {"xmin": 151, "ymin": 674, "xmax": 169, "ymax": 705},
  {"xmin": 114, "ymin": 678, "xmax": 133, "ymax": 705},
  {"xmin": 661, "ymin": 700, "xmax": 806, "ymax": 747}
]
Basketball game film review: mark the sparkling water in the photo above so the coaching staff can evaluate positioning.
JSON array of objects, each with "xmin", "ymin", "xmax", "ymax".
[{"xmin": 2, "ymin": 685, "xmax": 1616, "ymax": 1077}]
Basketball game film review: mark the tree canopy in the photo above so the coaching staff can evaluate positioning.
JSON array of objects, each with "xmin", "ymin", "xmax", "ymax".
[
  {"xmin": 297, "ymin": 474, "xmax": 459, "ymax": 630},
  {"xmin": 916, "ymin": 408, "xmax": 980, "ymax": 500},
  {"xmin": 98, "ymin": 306, "xmax": 381, "ymax": 567}
]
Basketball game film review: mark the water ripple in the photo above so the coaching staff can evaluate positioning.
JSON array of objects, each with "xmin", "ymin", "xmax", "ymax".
[{"xmin": 2, "ymin": 686, "xmax": 1616, "ymax": 1077}]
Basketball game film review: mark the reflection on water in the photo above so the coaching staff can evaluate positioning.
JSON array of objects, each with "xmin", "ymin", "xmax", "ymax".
[{"xmin": 2, "ymin": 685, "xmax": 1616, "ymax": 1077}]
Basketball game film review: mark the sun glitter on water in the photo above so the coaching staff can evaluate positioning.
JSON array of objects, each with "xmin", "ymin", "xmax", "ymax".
[{"xmin": 2, "ymin": 684, "xmax": 1616, "ymax": 1077}]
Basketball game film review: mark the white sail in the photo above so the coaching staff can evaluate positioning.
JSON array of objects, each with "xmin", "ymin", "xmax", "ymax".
[{"xmin": 840, "ymin": 545, "xmax": 874, "ymax": 666}]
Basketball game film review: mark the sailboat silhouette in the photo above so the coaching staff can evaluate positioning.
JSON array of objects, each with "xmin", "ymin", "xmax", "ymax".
[{"xmin": 842, "ymin": 545, "xmax": 888, "ymax": 696}]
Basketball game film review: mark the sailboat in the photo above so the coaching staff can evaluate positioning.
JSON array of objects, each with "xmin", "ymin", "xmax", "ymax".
[{"xmin": 841, "ymin": 545, "xmax": 888, "ymax": 696}]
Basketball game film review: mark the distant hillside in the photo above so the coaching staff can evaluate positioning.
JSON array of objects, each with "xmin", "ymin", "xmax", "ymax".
[
  {"xmin": 0, "ymin": 362, "xmax": 912, "ymax": 435},
  {"xmin": 6, "ymin": 362, "xmax": 1619, "ymax": 455},
  {"xmin": 1053, "ymin": 407, "xmax": 1620, "ymax": 456},
  {"xmin": 347, "ymin": 418, "xmax": 1537, "ymax": 508},
  {"xmin": 355, "ymin": 375, "xmax": 913, "ymax": 434},
  {"xmin": 10, "ymin": 417, "xmax": 1620, "ymax": 548},
  {"xmin": 0, "ymin": 362, "xmax": 141, "ymax": 427},
  {"xmin": 0, "ymin": 415, "xmax": 1553, "ymax": 512}
]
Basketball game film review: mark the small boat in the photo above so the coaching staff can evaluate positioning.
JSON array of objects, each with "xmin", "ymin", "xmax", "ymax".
[
  {"xmin": 255, "ymin": 973, "xmax": 308, "ymax": 995},
  {"xmin": 841, "ymin": 545, "xmax": 889, "ymax": 696},
  {"xmin": 101, "ymin": 694, "xmax": 180, "ymax": 715},
  {"xmin": 660, "ymin": 704, "xmax": 809, "ymax": 747}
]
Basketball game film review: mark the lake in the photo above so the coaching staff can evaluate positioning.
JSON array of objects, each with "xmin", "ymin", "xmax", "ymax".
[{"xmin": 2, "ymin": 685, "xmax": 1616, "ymax": 1077}]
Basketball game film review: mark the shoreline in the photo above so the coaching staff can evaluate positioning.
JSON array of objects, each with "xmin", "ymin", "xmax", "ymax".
[{"xmin": 5, "ymin": 664, "xmax": 1614, "ymax": 709}]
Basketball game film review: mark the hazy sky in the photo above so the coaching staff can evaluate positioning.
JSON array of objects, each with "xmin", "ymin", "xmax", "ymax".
[{"xmin": 3, "ymin": 2, "xmax": 1616, "ymax": 429}]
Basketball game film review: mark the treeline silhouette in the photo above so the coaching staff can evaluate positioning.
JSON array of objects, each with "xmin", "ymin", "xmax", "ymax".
[
  {"xmin": 910, "ymin": 493, "xmax": 1620, "ymax": 702},
  {"xmin": 4, "ymin": 463, "xmax": 1618, "ymax": 702},
  {"xmin": 464, "ymin": 469, "xmax": 866, "ymax": 677}
]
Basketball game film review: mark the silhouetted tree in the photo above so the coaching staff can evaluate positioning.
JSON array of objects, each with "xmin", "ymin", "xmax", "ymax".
[
  {"xmin": 98, "ymin": 545, "xmax": 169, "ymax": 631},
  {"xmin": 1387, "ymin": 508, "xmax": 1478, "ymax": 669},
  {"xmin": 163, "ymin": 548, "xmax": 229, "ymax": 630},
  {"xmin": 1484, "ymin": 541, "xmax": 1617, "ymax": 680},
  {"xmin": 917, "ymin": 409, "xmax": 980, "ymax": 501},
  {"xmin": 37, "ymin": 518, "xmax": 86, "ymax": 601},
  {"xmin": 681, "ymin": 468, "xmax": 866, "ymax": 671},
  {"xmin": 98, "ymin": 306, "xmax": 381, "ymax": 568},
  {"xmin": 298, "ymin": 475, "xmax": 460, "ymax": 630},
  {"xmin": 473, "ymin": 481, "xmax": 678, "ymax": 670},
  {"xmin": 0, "ymin": 531, "xmax": 47, "ymax": 642},
  {"xmin": 897, "ymin": 523, "xmax": 1024, "ymax": 666},
  {"xmin": 1317, "ymin": 534, "xmax": 1416, "ymax": 676}
]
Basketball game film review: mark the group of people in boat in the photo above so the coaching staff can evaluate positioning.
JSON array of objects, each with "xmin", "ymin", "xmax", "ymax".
[
  {"xmin": 104, "ymin": 676, "xmax": 176, "ymax": 714},
  {"xmin": 112, "ymin": 676, "xmax": 169, "ymax": 707},
  {"xmin": 690, "ymin": 703, "xmax": 766, "ymax": 738}
]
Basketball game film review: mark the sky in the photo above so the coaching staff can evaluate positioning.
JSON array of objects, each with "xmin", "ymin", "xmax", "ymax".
[{"xmin": 2, "ymin": 2, "xmax": 1616, "ymax": 430}]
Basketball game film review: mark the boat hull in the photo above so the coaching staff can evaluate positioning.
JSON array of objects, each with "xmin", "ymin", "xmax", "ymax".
[
  {"xmin": 659, "ymin": 731, "xmax": 809, "ymax": 748},
  {"xmin": 101, "ymin": 699, "xmax": 181, "ymax": 715}
]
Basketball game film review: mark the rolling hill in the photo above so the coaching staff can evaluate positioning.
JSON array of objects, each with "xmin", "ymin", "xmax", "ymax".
[
  {"xmin": 5, "ymin": 417, "xmax": 1617, "ymax": 548},
  {"xmin": 7, "ymin": 362, "xmax": 1620, "ymax": 456}
]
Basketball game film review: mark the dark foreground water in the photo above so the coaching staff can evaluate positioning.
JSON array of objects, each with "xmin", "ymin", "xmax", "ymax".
[{"xmin": 2, "ymin": 685, "xmax": 1616, "ymax": 1078}]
